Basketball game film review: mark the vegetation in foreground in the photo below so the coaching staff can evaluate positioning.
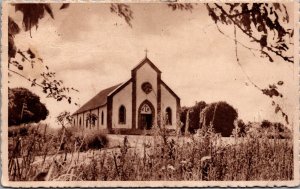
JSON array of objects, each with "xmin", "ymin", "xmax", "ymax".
[{"xmin": 8, "ymin": 123, "xmax": 293, "ymax": 181}]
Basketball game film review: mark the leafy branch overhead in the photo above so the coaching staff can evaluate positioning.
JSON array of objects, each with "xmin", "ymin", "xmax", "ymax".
[
  {"xmin": 206, "ymin": 3, "xmax": 293, "ymax": 63},
  {"xmin": 203, "ymin": 3, "xmax": 292, "ymax": 124},
  {"xmin": 8, "ymin": 3, "xmax": 293, "ymax": 124},
  {"xmin": 167, "ymin": 3, "xmax": 194, "ymax": 11},
  {"xmin": 8, "ymin": 3, "xmax": 78, "ymax": 105},
  {"xmin": 110, "ymin": 4, "xmax": 133, "ymax": 27}
]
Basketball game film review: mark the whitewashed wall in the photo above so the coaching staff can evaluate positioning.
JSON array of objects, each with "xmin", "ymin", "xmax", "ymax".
[
  {"xmin": 161, "ymin": 84, "xmax": 177, "ymax": 129},
  {"xmin": 72, "ymin": 113, "xmax": 84, "ymax": 129},
  {"xmin": 98, "ymin": 106, "xmax": 107, "ymax": 129},
  {"xmin": 136, "ymin": 63, "xmax": 158, "ymax": 127},
  {"xmin": 72, "ymin": 106, "xmax": 107, "ymax": 130},
  {"xmin": 112, "ymin": 82, "xmax": 132, "ymax": 129}
]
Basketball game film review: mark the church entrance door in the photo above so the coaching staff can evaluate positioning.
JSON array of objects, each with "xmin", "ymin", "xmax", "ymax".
[
  {"xmin": 141, "ymin": 114, "xmax": 152, "ymax": 130},
  {"xmin": 138, "ymin": 100, "xmax": 154, "ymax": 130}
]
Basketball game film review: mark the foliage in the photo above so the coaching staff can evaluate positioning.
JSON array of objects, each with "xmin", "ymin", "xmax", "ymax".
[
  {"xmin": 167, "ymin": 3, "xmax": 194, "ymax": 11},
  {"xmin": 8, "ymin": 124, "xmax": 29, "ymax": 137},
  {"xmin": 238, "ymin": 120, "xmax": 292, "ymax": 139},
  {"xmin": 259, "ymin": 120, "xmax": 292, "ymax": 139},
  {"xmin": 9, "ymin": 3, "xmax": 293, "ymax": 125},
  {"xmin": 110, "ymin": 4, "xmax": 133, "ymax": 27},
  {"xmin": 8, "ymin": 4, "xmax": 78, "ymax": 105},
  {"xmin": 56, "ymin": 111, "xmax": 73, "ymax": 127},
  {"xmin": 206, "ymin": 3, "xmax": 293, "ymax": 63},
  {"xmin": 85, "ymin": 113, "xmax": 98, "ymax": 128},
  {"xmin": 200, "ymin": 101, "xmax": 238, "ymax": 137},
  {"xmin": 235, "ymin": 119, "xmax": 249, "ymax": 137},
  {"xmin": 8, "ymin": 124, "xmax": 293, "ymax": 181},
  {"xmin": 14, "ymin": 4, "xmax": 54, "ymax": 32},
  {"xmin": 204, "ymin": 3, "xmax": 292, "ymax": 124},
  {"xmin": 82, "ymin": 132, "xmax": 109, "ymax": 151},
  {"xmin": 8, "ymin": 87, "xmax": 48, "ymax": 126},
  {"xmin": 180, "ymin": 101, "xmax": 207, "ymax": 134},
  {"xmin": 261, "ymin": 119, "xmax": 272, "ymax": 128},
  {"xmin": 8, "ymin": 3, "xmax": 137, "ymax": 105}
]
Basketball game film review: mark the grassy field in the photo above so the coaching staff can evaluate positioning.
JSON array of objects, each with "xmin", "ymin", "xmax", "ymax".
[{"xmin": 8, "ymin": 124, "xmax": 293, "ymax": 181}]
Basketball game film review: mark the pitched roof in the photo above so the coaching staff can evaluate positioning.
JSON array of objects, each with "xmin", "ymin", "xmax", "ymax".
[
  {"xmin": 73, "ymin": 83, "xmax": 122, "ymax": 115},
  {"xmin": 132, "ymin": 57, "xmax": 161, "ymax": 73}
]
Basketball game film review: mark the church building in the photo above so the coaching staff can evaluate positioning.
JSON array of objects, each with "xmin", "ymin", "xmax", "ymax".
[{"xmin": 72, "ymin": 56, "xmax": 180, "ymax": 133}]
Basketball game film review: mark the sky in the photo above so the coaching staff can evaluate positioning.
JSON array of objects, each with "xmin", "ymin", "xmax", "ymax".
[{"xmin": 8, "ymin": 3, "xmax": 297, "ymax": 127}]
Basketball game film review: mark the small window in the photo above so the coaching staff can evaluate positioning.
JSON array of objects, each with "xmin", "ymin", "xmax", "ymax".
[
  {"xmin": 79, "ymin": 117, "xmax": 82, "ymax": 127},
  {"xmin": 119, "ymin": 105, "xmax": 126, "ymax": 124},
  {"xmin": 73, "ymin": 119, "xmax": 76, "ymax": 125},
  {"xmin": 166, "ymin": 107, "xmax": 172, "ymax": 125},
  {"xmin": 86, "ymin": 119, "xmax": 89, "ymax": 128},
  {"xmin": 101, "ymin": 111, "xmax": 104, "ymax": 125}
]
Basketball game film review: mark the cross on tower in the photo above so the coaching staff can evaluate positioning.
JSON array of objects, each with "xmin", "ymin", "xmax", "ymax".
[{"xmin": 144, "ymin": 49, "xmax": 148, "ymax": 58}]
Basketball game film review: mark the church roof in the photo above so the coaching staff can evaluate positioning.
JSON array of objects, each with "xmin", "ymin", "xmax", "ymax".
[
  {"xmin": 132, "ymin": 57, "xmax": 161, "ymax": 73},
  {"xmin": 73, "ymin": 83, "xmax": 122, "ymax": 115}
]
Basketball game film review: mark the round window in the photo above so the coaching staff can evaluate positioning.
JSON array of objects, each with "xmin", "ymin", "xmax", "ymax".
[{"xmin": 141, "ymin": 82, "xmax": 152, "ymax": 94}]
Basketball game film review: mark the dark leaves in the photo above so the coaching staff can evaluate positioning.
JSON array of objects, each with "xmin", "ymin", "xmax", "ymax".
[
  {"xmin": 44, "ymin": 4, "xmax": 54, "ymax": 19},
  {"xmin": 261, "ymin": 51, "xmax": 274, "ymax": 62},
  {"xmin": 167, "ymin": 3, "xmax": 194, "ymax": 11},
  {"xmin": 18, "ymin": 65, "xmax": 23, "ymax": 70},
  {"xmin": 206, "ymin": 4, "xmax": 219, "ymax": 23},
  {"xmin": 262, "ymin": 88, "xmax": 281, "ymax": 98},
  {"xmin": 8, "ymin": 16, "xmax": 20, "ymax": 37},
  {"xmin": 8, "ymin": 87, "xmax": 49, "ymax": 126},
  {"xmin": 56, "ymin": 111, "xmax": 72, "ymax": 126},
  {"xmin": 40, "ymin": 70, "xmax": 79, "ymax": 104},
  {"xmin": 8, "ymin": 17, "xmax": 20, "ymax": 59},
  {"xmin": 9, "ymin": 3, "xmax": 78, "ymax": 105},
  {"xmin": 275, "ymin": 104, "xmax": 280, "ymax": 113},
  {"xmin": 8, "ymin": 36, "xmax": 17, "ymax": 59},
  {"xmin": 272, "ymin": 102, "xmax": 289, "ymax": 124},
  {"xmin": 206, "ymin": 3, "xmax": 293, "ymax": 63},
  {"xmin": 60, "ymin": 3, "xmax": 70, "ymax": 10},
  {"xmin": 110, "ymin": 4, "xmax": 133, "ymax": 27},
  {"xmin": 27, "ymin": 48, "xmax": 36, "ymax": 59},
  {"xmin": 14, "ymin": 4, "xmax": 54, "ymax": 31},
  {"xmin": 259, "ymin": 35, "xmax": 267, "ymax": 48},
  {"xmin": 261, "ymin": 82, "xmax": 283, "ymax": 98},
  {"xmin": 277, "ymin": 81, "xmax": 284, "ymax": 85},
  {"xmin": 262, "ymin": 81, "xmax": 288, "ymax": 124}
]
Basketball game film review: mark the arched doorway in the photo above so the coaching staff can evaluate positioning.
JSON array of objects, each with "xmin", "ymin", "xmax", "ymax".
[{"xmin": 138, "ymin": 100, "xmax": 155, "ymax": 130}]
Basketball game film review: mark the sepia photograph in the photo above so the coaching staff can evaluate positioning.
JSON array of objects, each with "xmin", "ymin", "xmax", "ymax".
[{"xmin": 1, "ymin": 1, "xmax": 299, "ymax": 187}]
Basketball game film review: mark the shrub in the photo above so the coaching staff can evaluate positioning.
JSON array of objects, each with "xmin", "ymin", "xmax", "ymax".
[
  {"xmin": 200, "ymin": 101, "xmax": 238, "ymax": 137},
  {"xmin": 8, "ymin": 87, "xmax": 49, "ymax": 126},
  {"xmin": 83, "ymin": 132, "xmax": 109, "ymax": 151}
]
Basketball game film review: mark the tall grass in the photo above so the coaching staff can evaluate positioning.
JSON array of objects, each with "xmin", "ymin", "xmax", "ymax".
[{"xmin": 8, "ymin": 123, "xmax": 293, "ymax": 181}]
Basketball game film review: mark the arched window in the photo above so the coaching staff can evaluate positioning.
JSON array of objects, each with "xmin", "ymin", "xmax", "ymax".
[
  {"xmin": 101, "ymin": 111, "xmax": 104, "ymax": 125},
  {"xmin": 119, "ymin": 105, "xmax": 126, "ymax": 124},
  {"xmin": 79, "ymin": 117, "xmax": 82, "ymax": 127},
  {"xmin": 166, "ymin": 107, "xmax": 172, "ymax": 125}
]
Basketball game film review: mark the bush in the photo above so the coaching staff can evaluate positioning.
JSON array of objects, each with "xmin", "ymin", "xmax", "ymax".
[
  {"xmin": 9, "ymin": 87, "xmax": 49, "ymax": 126},
  {"xmin": 82, "ymin": 132, "xmax": 109, "ymax": 151},
  {"xmin": 8, "ymin": 123, "xmax": 293, "ymax": 181},
  {"xmin": 9, "ymin": 123, "xmax": 53, "ymax": 137}
]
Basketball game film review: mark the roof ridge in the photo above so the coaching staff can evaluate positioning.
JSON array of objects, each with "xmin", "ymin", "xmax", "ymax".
[
  {"xmin": 131, "ymin": 57, "xmax": 161, "ymax": 73},
  {"xmin": 72, "ymin": 83, "xmax": 122, "ymax": 115}
]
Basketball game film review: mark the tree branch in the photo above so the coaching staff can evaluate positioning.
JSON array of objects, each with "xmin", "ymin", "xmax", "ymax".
[
  {"xmin": 233, "ymin": 26, "xmax": 261, "ymax": 90},
  {"xmin": 212, "ymin": 3, "xmax": 293, "ymax": 63},
  {"xmin": 9, "ymin": 69, "xmax": 44, "ymax": 88}
]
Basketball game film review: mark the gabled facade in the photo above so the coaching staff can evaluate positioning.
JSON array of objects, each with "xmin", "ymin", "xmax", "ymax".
[{"xmin": 72, "ymin": 57, "xmax": 180, "ymax": 132}]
